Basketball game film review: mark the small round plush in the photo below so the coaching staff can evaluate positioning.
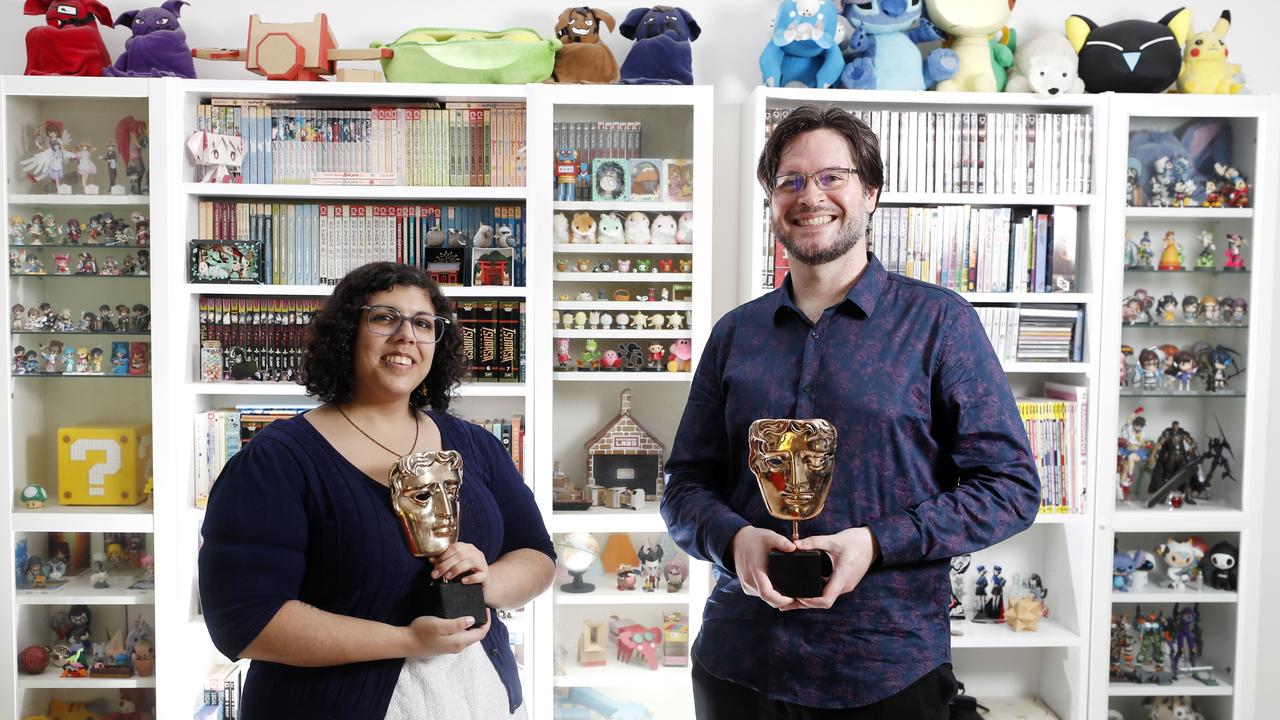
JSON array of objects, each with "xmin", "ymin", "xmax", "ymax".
[{"xmin": 18, "ymin": 644, "xmax": 49, "ymax": 674}]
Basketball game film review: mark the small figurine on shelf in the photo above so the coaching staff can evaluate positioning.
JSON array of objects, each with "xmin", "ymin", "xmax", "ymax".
[
  {"xmin": 1180, "ymin": 296, "xmax": 1199, "ymax": 324},
  {"xmin": 61, "ymin": 346, "xmax": 76, "ymax": 373},
  {"xmin": 555, "ymin": 337, "xmax": 574, "ymax": 371},
  {"xmin": 1145, "ymin": 420, "xmax": 1199, "ymax": 505},
  {"xmin": 616, "ymin": 564, "xmax": 638, "ymax": 591},
  {"xmin": 26, "ymin": 213, "xmax": 47, "ymax": 245},
  {"xmin": 1157, "ymin": 539, "xmax": 1203, "ymax": 591},
  {"xmin": 1194, "ymin": 231, "xmax": 1215, "ymax": 269},
  {"xmin": 53, "ymin": 309, "xmax": 73, "ymax": 332},
  {"xmin": 9, "ymin": 216, "xmax": 28, "ymax": 245},
  {"xmin": 76, "ymin": 252, "xmax": 97, "ymax": 274},
  {"xmin": 664, "ymin": 558, "xmax": 687, "ymax": 592},
  {"xmin": 74, "ymin": 141, "xmax": 99, "ymax": 194},
  {"xmin": 555, "ymin": 149, "xmax": 579, "ymax": 202},
  {"xmin": 1124, "ymin": 231, "xmax": 1154, "ymax": 269},
  {"xmin": 1206, "ymin": 541, "xmax": 1238, "ymax": 591},
  {"xmin": 1228, "ymin": 296, "xmax": 1248, "ymax": 324},
  {"xmin": 20, "ymin": 484, "xmax": 47, "ymax": 508},
  {"xmin": 1222, "ymin": 233, "xmax": 1247, "ymax": 271},
  {"xmin": 51, "ymin": 253, "xmax": 70, "ymax": 275},
  {"xmin": 1168, "ymin": 603, "xmax": 1200, "ymax": 678},
  {"xmin": 1122, "ymin": 291, "xmax": 1153, "ymax": 325},
  {"xmin": 129, "ymin": 341, "xmax": 149, "ymax": 374},
  {"xmin": 644, "ymin": 342, "xmax": 665, "ymax": 371},
  {"xmin": 949, "ymin": 554, "xmax": 970, "ymax": 621},
  {"xmin": 99, "ymin": 256, "xmax": 122, "ymax": 276},
  {"xmin": 1147, "ymin": 157, "xmax": 1174, "ymax": 207},
  {"xmin": 101, "ymin": 140, "xmax": 121, "ymax": 191},
  {"xmin": 1157, "ymin": 230, "xmax": 1183, "ymax": 270},
  {"xmin": 137, "ymin": 248, "xmax": 150, "ymax": 274},
  {"xmin": 90, "ymin": 347, "xmax": 104, "ymax": 373},
  {"xmin": 132, "ymin": 212, "xmax": 150, "ymax": 246},
  {"xmin": 10, "ymin": 304, "xmax": 25, "ymax": 331},
  {"xmin": 1136, "ymin": 348, "xmax": 1163, "ymax": 391},
  {"xmin": 1155, "ymin": 293, "xmax": 1178, "ymax": 324},
  {"xmin": 1227, "ymin": 176, "xmax": 1249, "ymax": 208},
  {"xmin": 67, "ymin": 604, "xmax": 92, "ymax": 647},
  {"xmin": 64, "ymin": 217, "xmax": 82, "ymax": 244},
  {"xmin": 667, "ymin": 338, "xmax": 692, "ymax": 372},
  {"xmin": 111, "ymin": 342, "xmax": 128, "ymax": 374},
  {"xmin": 637, "ymin": 540, "xmax": 663, "ymax": 592},
  {"xmin": 599, "ymin": 348, "xmax": 622, "ymax": 370},
  {"xmin": 1117, "ymin": 409, "xmax": 1151, "ymax": 501},
  {"xmin": 21, "ymin": 120, "xmax": 72, "ymax": 194},
  {"xmin": 118, "ymin": 115, "xmax": 149, "ymax": 195},
  {"xmin": 1202, "ymin": 179, "xmax": 1224, "ymax": 207},
  {"xmin": 1199, "ymin": 295, "xmax": 1219, "ymax": 324},
  {"xmin": 1126, "ymin": 159, "xmax": 1144, "ymax": 206},
  {"xmin": 1113, "ymin": 550, "xmax": 1136, "ymax": 591},
  {"xmin": 1204, "ymin": 345, "xmax": 1243, "ymax": 392},
  {"xmin": 577, "ymin": 339, "xmax": 600, "ymax": 370},
  {"xmin": 1169, "ymin": 158, "xmax": 1196, "ymax": 207}
]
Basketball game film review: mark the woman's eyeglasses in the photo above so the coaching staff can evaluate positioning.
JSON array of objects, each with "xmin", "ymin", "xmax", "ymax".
[
  {"xmin": 771, "ymin": 167, "xmax": 859, "ymax": 195},
  {"xmin": 362, "ymin": 305, "xmax": 449, "ymax": 344}
]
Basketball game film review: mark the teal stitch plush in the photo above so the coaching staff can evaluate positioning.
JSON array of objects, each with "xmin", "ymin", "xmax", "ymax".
[{"xmin": 838, "ymin": 0, "xmax": 957, "ymax": 91}]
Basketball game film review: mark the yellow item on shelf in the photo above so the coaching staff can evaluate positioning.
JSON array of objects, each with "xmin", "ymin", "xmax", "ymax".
[{"xmin": 56, "ymin": 424, "xmax": 153, "ymax": 505}]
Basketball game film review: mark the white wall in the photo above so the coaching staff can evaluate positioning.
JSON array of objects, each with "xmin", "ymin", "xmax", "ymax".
[{"xmin": 3, "ymin": 0, "xmax": 1277, "ymax": 709}]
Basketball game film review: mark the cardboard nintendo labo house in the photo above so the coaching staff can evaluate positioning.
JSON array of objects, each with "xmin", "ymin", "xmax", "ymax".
[
  {"xmin": 584, "ymin": 389, "xmax": 665, "ymax": 500},
  {"xmin": 192, "ymin": 13, "xmax": 389, "ymax": 82}
]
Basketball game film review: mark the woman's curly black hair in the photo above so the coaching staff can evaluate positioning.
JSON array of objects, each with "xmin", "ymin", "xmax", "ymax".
[{"xmin": 301, "ymin": 262, "xmax": 465, "ymax": 413}]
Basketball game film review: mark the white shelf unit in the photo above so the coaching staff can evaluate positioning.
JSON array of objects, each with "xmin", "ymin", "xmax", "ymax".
[
  {"xmin": 1089, "ymin": 94, "xmax": 1274, "ymax": 720},
  {"xmin": 529, "ymin": 83, "xmax": 713, "ymax": 720},
  {"xmin": 153, "ymin": 79, "xmax": 541, "ymax": 718},
  {"xmin": 738, "ymin": 88, "xmax": 1107, "ymax": 720},
  {"xmin": 2, "ymin": 75, "xmax": 160, "ymax": 720}
]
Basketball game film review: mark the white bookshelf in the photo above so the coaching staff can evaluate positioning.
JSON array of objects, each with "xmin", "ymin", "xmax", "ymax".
[
  {"xmin": 2, "ymin": 75, "xmax": 159, "ymax": 720},
  {"xmin": 528, "ymin": 83, "xmax": 713, "ymax": 720},
  {"xmin": 738, "ymin": 87, "xmax": 1106, "ymax": 720},
  {"xmin": 1089, "ymin": 93, "xmax": 1274, "ymax": 720}
]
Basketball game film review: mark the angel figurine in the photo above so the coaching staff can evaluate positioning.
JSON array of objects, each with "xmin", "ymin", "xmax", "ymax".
[
  {"xmin": 21, "ymin": 120, "xmax": 72, "ymax": 194},
  {"xmin": 75, "ymin": 142, "xmax": 99, "ymax": 194}
]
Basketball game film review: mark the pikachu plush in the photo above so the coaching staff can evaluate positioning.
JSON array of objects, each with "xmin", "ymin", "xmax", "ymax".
[{"xmin": 1178, "ymin": 10, "xmax": 1244, "ymax": 94}]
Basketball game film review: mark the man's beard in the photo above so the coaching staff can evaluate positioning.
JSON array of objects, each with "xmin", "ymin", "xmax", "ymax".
[{"xmin": 772, "ymin": 212, "xmax": 864, "ymax": 266}]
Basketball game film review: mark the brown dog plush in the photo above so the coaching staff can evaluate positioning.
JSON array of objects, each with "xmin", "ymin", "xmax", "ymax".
[{"xmin": 551, "ymin": 7, "xmax": 619, "ymax": 83}]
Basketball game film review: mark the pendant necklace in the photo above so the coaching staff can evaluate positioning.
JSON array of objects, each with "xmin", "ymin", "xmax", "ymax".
[{"xmin": 337, "ymin": 405, "xmax": 420, "ymax": 458}]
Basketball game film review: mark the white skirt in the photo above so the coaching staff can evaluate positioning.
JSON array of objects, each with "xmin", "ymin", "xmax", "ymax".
[{"xmin": 383, "ymin": 643, "xmax": 526, "ymax": 720}]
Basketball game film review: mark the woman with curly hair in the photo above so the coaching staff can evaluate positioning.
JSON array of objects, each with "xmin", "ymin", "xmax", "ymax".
[{"xmin": 199, "ymin": 262, "xmax": 553, "ymax": 719}]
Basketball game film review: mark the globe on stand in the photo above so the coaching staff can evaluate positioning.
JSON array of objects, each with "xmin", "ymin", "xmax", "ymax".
[{"xmin": 556, "ymin": 532, "xmax": 600, "ymax": 593}]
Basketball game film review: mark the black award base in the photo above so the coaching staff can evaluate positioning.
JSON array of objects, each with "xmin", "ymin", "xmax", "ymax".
[
  {"xmin": 425, "ymin": 580, "xmax": 488, "ymax": 627},
  {"xmin": 767, "ymin": 549, "xmax": 832, "ymax": 599}
]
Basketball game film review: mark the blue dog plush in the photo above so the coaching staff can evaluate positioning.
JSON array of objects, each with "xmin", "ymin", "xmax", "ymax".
[
  {"xmin": 839, "ymin": 0, "xmax": 957, "ymax": 90},
  {"xmin": 618, "ymin": 5, "xmax": 701, "ymax": 85},
  {"xmin": 760, "ymin": 0, "xmax": 845, "ymax": 89}
]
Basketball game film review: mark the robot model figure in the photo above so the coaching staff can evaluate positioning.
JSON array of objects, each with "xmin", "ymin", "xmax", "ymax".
[
  {"xmin": 1205, "ymin": 541, "xmax": 1238, "ymax": 591},
  {"xmin": 1110, "ymin": 613, "xmax": 1136, "ymax": 679},
  {"xmin": 948, "ymin": 554, "xmax": 970, "ymax": 622},
  {"xmin": 1168, "ymin": 603, "xmax": 1201, "ymax": 677},
  {"xmin": 1134, "ymin": 607, "xmax": 1167, "ymax": 674}
]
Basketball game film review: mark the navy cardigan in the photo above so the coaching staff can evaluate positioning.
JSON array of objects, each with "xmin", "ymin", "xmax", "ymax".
[{"xmin": 199, "ymin": 411, "xmax": 553, "ymax": 719}]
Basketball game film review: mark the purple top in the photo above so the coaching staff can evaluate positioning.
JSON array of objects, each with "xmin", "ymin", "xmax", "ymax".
[
  {"xmin": 661, "ymin": 255, "xmax": 1040, "ymax": 708},
  {"xmin": 200, "ymin": 411, "xmax": 552, "ymax": 718}
]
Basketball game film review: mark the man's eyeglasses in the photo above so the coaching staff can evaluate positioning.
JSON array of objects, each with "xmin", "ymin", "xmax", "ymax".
[
  {"xmin": 771, "ymin": 167, "xmax": 859, "ymax": 195},
  {"xmin": 362, "ymin": 305, "xmax": 450, "ymax": 344}
]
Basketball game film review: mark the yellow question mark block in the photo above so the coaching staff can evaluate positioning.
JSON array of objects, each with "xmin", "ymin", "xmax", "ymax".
[{"xmin": 57, "ymin": 424, "xmax": 153, "ymax": 505}]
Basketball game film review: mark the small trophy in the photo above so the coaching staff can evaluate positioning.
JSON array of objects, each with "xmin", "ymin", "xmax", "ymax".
[
  {"xmin": 747, "ymin": 418, "xmax": 837, "ymax": 599},
  {"xmin": 389, "ymin": 450, "xmax": 487, "ymax": 626}
]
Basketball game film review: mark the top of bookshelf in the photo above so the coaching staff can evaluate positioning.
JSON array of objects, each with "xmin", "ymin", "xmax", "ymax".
[
  {"xmin": 750, "ymin": 86, "xmax": 1104, "ymax": 112},
  {"xmin": 3, "ymin": 76, "xmax": 150, "ymax": 99},
  {"xmin": 175, "ymin": 79, "xmax": 530, "ymax": 104}
]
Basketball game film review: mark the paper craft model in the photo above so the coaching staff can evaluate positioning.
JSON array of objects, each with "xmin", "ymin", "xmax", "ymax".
[{"xmin": 192, "ymin": 13, "xmax": 390, "ymax": 81}]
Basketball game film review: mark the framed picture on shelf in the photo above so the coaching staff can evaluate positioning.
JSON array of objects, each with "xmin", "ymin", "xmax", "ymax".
[
  {"xmin": 189, "ymin": 241, "xmax": 263, "ymax": 283},
  {"xmin": 470, "ymin": 247, "xmax": 514, "ymax": 287},
  {"xmin": 592, "ymin": 158, "xmax": 629, "ymax": 202},
  {"xmin": 664, "ymin": 158, "xmax": 693, "ymax": 201},
  {"xmin": 628, "ymin": 158, "xmax": 663, "ymax": 201}
]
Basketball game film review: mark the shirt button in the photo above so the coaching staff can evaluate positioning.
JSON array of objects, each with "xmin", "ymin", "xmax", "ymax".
[
  {"xmin": 804, "ymin": 385, "xmax": 813, "ymax": 393},
  {"xmin": 490, "ymin": 647, "xmax": 498, "ymax": 656},
  {"xmin": 811, "ymin": 330, "xmax": 821, "ymax": 339}
]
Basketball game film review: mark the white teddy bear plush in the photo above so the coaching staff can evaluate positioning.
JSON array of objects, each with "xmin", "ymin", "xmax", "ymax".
[
  {"xmin": 625, "ymin": 212, "xmax": 651, "ymax": 244},
  {"xmin": 1005, "ymin": 32, "xmax": 1086, "ymax": 96}
]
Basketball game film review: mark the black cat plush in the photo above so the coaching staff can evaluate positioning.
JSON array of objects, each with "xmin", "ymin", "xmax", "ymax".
[{"xmin": 1067, "ymin": 8, "xmax": 1191, "ymax": 93}]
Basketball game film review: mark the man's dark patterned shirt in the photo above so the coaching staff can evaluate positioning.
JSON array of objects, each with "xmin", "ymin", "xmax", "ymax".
[{"xmin": 661, "ymin": 254, "xmax": 1040, "ymax": 708}]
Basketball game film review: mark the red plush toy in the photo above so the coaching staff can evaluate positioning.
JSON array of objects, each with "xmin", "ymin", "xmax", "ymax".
[{"xmin": 24, "ymin": 0, "xmax": 115, "ymax": 77}]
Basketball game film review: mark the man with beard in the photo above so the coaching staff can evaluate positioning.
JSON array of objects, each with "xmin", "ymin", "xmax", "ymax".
[{"xmin": 661, "ymin": 106, "xmax": 1039, "ymax": 719}]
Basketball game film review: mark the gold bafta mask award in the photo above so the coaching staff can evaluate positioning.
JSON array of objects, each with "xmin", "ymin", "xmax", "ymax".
[
  {"xmin": 389, "ymin": 450, "xmax": 486, "ymax": 626},
  {"xmin": 747, "ymin": 418, "xmax": 837, "ymax": 599}
]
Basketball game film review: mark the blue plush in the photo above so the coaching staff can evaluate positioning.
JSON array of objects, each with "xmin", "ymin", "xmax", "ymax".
[
  {"xmin": 760, "ymin": 0, "xmax": 845, "ymax": 89},
  {"xmin": 838, "ymin": 0, "xmax": 957, "ymax": 90},
  {"xmin": 1128, "ymin": 119, "xmax": 1232, "ymax": 205},
  {"xmin": 618, "ymin": 6, "xmax": 701, "ymax": 85}
]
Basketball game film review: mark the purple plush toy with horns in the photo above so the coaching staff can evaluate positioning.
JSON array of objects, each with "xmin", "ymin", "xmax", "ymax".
[{"xmin": 103, "ymin": 0, "xmax": 196, "ymax": 78}]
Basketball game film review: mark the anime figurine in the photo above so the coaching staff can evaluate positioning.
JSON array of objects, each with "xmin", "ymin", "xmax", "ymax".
[
  {"xmin": 1122, "ymin": 290, "xmax": 1153, "ymax": 325},
  {"xmin": 111, "ymin": 342, "xmax": 128, "ymax": 374},
  {"xmin": 948, "ymin": 554, "xmax": 970, "ymax": 621},
  {"xmin": 67, "ymin": 604, "xmax": 92, "ymax": 647},
  {"xmin": 117, "ymin": 115, "xmax": 149, "ymax": 195},
  {"xmin": 76, "ymin": 252, "xmax": 97, "ymax": 274},
  {"xmin": 1147, "ymin": 420, "xmax": 1197, "ymax": 496},
  {"xmin": 64, "ymin": 217, "xmax": 82, "ymax": 244},
  {"xmin": 1117, "ymin": 409, "xmax": 1151, "ymax": 501},
  {"xmin": 99, "ymin": 256, "xmax": 122, "ymax": 276},
  {"xmin": 128, "ymin": 343, "xmax": 148, "ymax": 375},
  {"xmin": 1157, "ymin": 230, "xmax": 1183, "ymax": 271},
  {"xmin": 972, "ymin": 565, "xmax": 989, "ymax": 621},
  {"xmin": 1136, "ymin": 348, "xmax": 1162, "ymax": 390},
  {"xmin": 137, "ymin": 248, "xmax": 150, "ymax": 274},
  {"xmin": 1194, "ymin": 231, "xmax": 1215, "ymax": 269},
  {"xmin": 1203, "ymin": 345, "xmax": 1242, "ymax": 393},
  {"xmin": 21, "ymin": 120, "xmax": 72, "ymax": 193},
  {"xmin": 74, "ymin": 141, "xmax": 99, "ymax": 193},
  {"xmin": 1205, "ymin": 540, "xmax": 1238, "ymax": 591},
  {"xmin": 89, "ymin": 347, "xmax": 104, "ymax": 373},
  {"xmin": 1172, "ymin": 350, "xmax": 1196, "ymax": 391},
  {"xmin": 9, "ymin": 216, "xmax": 29, "ymax": 245},
  {"xmin": 104, "ymin": 0, "xmax": 198, "ymax": 78},
  {"xmin": 1222, "ymin": 233, "xmax": 1246, "ymax": 271},
  {"xmin": 53, "ymin": 309, "xmax": 73, "ymax": 332},
  {"xmin": 101, "ymin": 141, "xmax": 120, "ymax": 190},
  {"xmin": 1199, "ymin": 295, "xmax": 1219, "ymax": 324},
  {"xmin": 1227, "ymin": 296, "xmax": 1247, "ymax": 324},
  {"xmin": 1124, "ymin": 231, "xmax": 1155, "ymax": 269},
  {"xmin": 116, "ymin": 304, "xmax": 131, "ymax": 331},
  {"xmin": 1153, "ymin": 293, "xmax": 1177, "ymax": 324}
]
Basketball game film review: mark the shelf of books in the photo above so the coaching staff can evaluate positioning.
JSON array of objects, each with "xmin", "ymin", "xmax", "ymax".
[
  {"xmin": 2, "ymin": 75, "xmax": 161, "ymax": 720},
  {"xmin": 1089, "ymin": 94, "xmax": 1274, "ymax": 720},
  {"xmin": 528, "ymin": 83, "xmax": 713, "ymax": 720},
  {"xmin": 155, "ymin": 79, "xmax": 538, "ymax": 718},
  {"xmin": 738, "ymin": 88, "xmax": 1105, "ymax": 720}
]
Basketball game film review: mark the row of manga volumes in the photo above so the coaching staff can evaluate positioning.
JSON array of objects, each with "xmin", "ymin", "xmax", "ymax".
[
  {"xmin": 871, "ymin": 205, "xmax": 1078, "ymax": 293},
  {"xmin": 764, "ymin": 107, "xmax": 1093, "ymax": 196},
  {"xmin": 194, "ymin": 406, "xmax": 524, "ymax": 508},
  {"xmin": 552, "ymin": 121, "xmax": 642, "ymax": 201},
  {"xmin": 196, "ymin": 660, "xmax": 249, "ymax": 720},
  {"xmin": 1018, "ymin": 381, "xmax": 1089, "ymax": 515},
  {"xmin": 197, "ymin": 297, "xmax": 323, "ymax": 383},
  {"xmin": 977, "ymin": 305, "xmax": 1085, "ymax": 363},
  {"xmin": 198, "ymin": 99, "xmax": 526, "ymax": 187},
  {"xmin": 455, "ymin": 298, "xmax": 525, "ymax": 383},
  {"xmin": 194, "ymin": 201, "xmax": 525, "ymax": 287},
  {"xmin": 764, "ymin": 204, "xmax": 1078, "ymax": 293}
]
